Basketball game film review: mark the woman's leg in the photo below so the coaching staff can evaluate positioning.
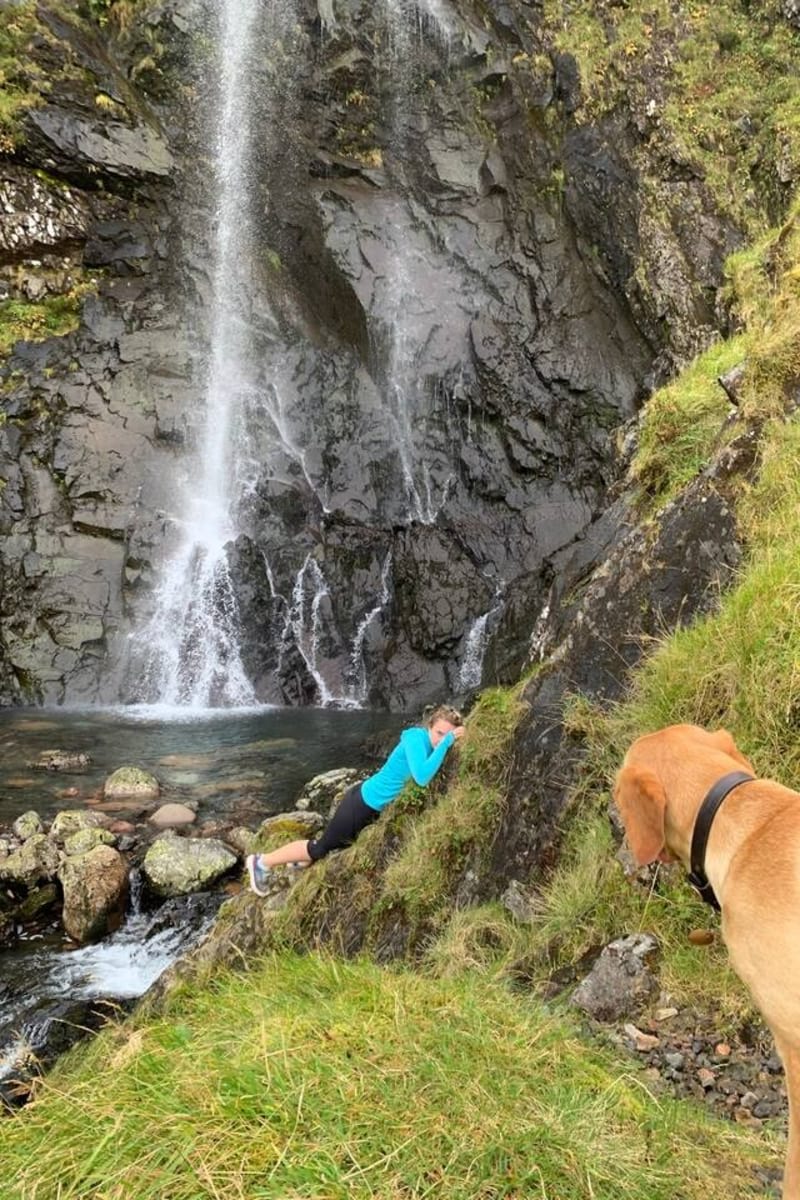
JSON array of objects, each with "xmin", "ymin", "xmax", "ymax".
[{"xmin": 258, "ymin": 839, "xmax": 312, "ymax": 868}]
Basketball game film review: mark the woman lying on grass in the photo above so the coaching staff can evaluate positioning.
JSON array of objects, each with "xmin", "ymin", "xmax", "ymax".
[{"xmin": 246, "ymin": 704, "xmax": 464, "ymax": 894}]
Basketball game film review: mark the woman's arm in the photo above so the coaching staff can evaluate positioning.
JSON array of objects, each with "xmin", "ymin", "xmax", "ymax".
[{"xmin": 401, "ymin": 728, "xmax": 456, "ymax": 787}]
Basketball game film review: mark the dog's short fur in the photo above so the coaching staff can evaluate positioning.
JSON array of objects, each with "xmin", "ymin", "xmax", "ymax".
[{"xmin": 615, "ymin": 724, "xmax": 800, "ymax": 1198}]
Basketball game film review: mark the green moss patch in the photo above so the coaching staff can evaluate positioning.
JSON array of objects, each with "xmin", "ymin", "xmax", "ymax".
[
  {"xmin": 542, "ymin": 1, "xmax": 800, "ymax": 234},
  {"xmin": 0, "ymin": 283, "xmax": 96, "ymax": 358}
]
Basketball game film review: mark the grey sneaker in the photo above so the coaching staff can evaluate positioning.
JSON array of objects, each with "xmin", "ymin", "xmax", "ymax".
[{"xmin": 246, "ymin": 854, "xmax": 272, "ymax": 897}]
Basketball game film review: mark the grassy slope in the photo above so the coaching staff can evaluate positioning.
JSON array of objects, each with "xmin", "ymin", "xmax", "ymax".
[
  {"xmin": 459, "ymin": 198, "xmax": 800, "ymax": 1026},
  {"xmin": 3, "ymin": 953, "xmax": 775, "ymax": 1200}
]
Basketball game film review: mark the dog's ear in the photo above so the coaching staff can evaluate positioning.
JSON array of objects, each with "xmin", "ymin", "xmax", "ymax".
[
  {"xmin": 709, "ymin": 728, "xmax": 755, "ymax": 773},
  {"xmin": 614, "ymin": 764, "xmax": 667, "ymax": 865}
]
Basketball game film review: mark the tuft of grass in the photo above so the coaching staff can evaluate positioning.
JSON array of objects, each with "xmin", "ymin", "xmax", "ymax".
[
  {"xmin": 2, "ymin": 952, "xmax": 777, "ymax": 1199},
  {"xmin": 0, "ymin": 284, "xmax": 96, "ymax": 358},
  {"xmin": 630, "ymin": 335, "xmax": 748, "ymax": 510},
  {"xmin": 0, "ymin": 3, "xmax": 44, "ymax": 144}
]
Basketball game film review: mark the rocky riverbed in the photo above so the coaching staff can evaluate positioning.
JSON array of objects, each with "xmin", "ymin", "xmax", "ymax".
[{"xmin": 0, "ymin": 709, "xmax": 374, "ymax": 1105}]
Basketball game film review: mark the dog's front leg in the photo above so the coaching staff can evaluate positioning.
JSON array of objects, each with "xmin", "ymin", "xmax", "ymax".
[{"xmin": 774, "ymin": 1035, "xmax": 800, "ymax": 1199}]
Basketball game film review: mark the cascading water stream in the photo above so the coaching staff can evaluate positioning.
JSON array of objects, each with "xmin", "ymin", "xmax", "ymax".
[
  {"xmin": 129, "ymin": 0, "xmax": 268, "ymax": 710},
  {"xmin": 380, "ymin": 1, "xmax": 455, "ymax": 526}
]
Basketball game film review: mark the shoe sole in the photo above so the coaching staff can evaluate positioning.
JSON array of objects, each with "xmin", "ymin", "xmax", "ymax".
[{"xmin": 246, "ymin": 854, "xmax": 269, "ymax": 897}]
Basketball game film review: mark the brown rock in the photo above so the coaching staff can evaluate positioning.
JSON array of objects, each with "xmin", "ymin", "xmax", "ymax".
[
  {"xmin": 148, "ymin": 803, "xmax": 197, "ymax": 829},
  {"xmin": 688, "ymin": 928, "xmax": 715, "ymax": 946},
  {"xmin": 58, "ymin": 845, "xmax": 128, "ymax": 943},
  {"xmin": 624, "ymin": 1023, "xmax": 660, "ymax": 1052}
]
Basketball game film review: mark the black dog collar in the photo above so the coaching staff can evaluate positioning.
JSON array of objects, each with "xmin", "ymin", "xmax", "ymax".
[{"xmin": 687, "ymin": 771, "xmax": 755, "ymax": 911}]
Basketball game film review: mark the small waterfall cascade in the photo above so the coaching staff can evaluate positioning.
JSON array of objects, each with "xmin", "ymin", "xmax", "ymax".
[
  {"xmin": 130, "ymin": 0, "xmax": 274, "ymax": 709},
  {"xmin": 349, "ymin": 551, "xmax": 393, "ymax": 700},
  {"xmin": 379, "ymin": 1, "xmax": 456, "ymax": 526},
  {"xmin": 457, "ymin": 590, "xmax": 504, "ymax": 692}
]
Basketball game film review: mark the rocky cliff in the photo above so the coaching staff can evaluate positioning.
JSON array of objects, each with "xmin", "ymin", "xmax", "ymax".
[{"xmin": 0, "ymin": 0, "xmax": 796, "ymax": 709}]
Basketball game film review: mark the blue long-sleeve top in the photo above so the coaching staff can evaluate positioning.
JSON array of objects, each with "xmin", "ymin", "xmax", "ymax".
[{"xmin": 360, "ymin": 726, "xmax": 455, "ymax": 811}]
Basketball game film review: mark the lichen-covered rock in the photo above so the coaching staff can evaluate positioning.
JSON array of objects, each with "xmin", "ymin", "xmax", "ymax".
[
  {"xmin": 0, "ymin": 834, "xmax": 60, "ymax": 889},
  {"xmin": 148, "ymin": 802, "xmax": 196, "ymax": 828},
  {"xmin": 58, "ymin": 845, "xmax": 128, "ymax": 943},
  {"xmin": 223, "ymin": 826, "xmax": 257, "ymax": 856},
  {"xmin": 142, "ymin": 833, "xmax": 237, "ymax": 897},
  {"xmin": 63, "ymin": 826, "xmax": 116, "ymax": 856},
  {"xmin": 254, "ymin": 810, "xmax": 325, "ymax": 854},
  {"xmin": 571, "ymin": 934, "xmax": 660, "ymax": 1023},
  {"xmin": 104, "ymin": 766, "xmax": 160, "ymax": 799},
  {"xmin": 295, "ymin": 769, "xmax": 362, "ymax": 817},
  {"xmin": 50, "ymin": 809, "xmax": 109, "ymax": 843},
  {"xmin": 27, "ymin": 750, "xmax": 91, "ymax": 772},
  {"xmin": 12, "ymin": 811, "xmax": 43, "ymax": 840}
]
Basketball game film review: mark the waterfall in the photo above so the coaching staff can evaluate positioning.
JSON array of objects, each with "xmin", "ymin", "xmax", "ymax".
[
  {"xmin": 457, "ymin": 590, "xmax": 505, "ymax": 692},
  {"xmin": 279, "ymin": 555, "xmax": 339, "ymax": 707},
  {"xmin": 349, "ymin": 551, "xmax": 393, "ymax": 701},
  {"xmin": 458, "ymin": 612, "xmax": 490, "ymax": 691},
  {"xmin": 130, "ymin": 0, "xmax": 267, "ymax": 709},
  {"xmin": 380, "ymin": 1, "xmax": 455, "ymax": 526}
]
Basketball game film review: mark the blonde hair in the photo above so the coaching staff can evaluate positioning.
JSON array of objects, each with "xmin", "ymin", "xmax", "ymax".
[{"xmin": 422, "ymin": 704, "xmax": 462, "ymax": 727}]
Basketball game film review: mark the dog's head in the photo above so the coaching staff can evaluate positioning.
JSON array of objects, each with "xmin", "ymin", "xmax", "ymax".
[{"xmin": 613, "ymin": 725, "xmax": 754, "ymax": 866}]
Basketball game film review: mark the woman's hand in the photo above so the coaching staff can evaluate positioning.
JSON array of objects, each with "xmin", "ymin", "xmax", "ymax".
[{"xmin": 452, "ymin": 725, "xmax": 466, "ymax": 740}]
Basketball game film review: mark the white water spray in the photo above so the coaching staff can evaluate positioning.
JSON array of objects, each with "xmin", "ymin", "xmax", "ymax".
[
  {"xmin": 349, "ymin": 551, "xmax": 392, "ymax": 701},
  {"xmin": 131, "ymin": 0, "xmax": 264, "ymax": 709}
]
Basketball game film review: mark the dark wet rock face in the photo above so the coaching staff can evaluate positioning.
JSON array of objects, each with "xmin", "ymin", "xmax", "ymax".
[{"xmin": 0, "ymin": 0, "xmax": 759, "ymax": 710}]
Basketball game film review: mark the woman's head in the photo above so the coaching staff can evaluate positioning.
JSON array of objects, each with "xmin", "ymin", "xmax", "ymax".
[{"xmin": 423, "ymin": 704, "xmax": 463, "ymax": 746}]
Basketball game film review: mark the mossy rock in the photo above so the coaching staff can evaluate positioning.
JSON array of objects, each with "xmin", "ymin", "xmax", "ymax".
[
  {"xmin": 50, "ymin": 809, "xmax": 108, "ymax": 842},
  {"xmin": 63, "ymin": 826, "xmax": 116, "ymax": 856},
  {"xmin": 253, "ymin": 810, "xmax": 324, "ymax": 855},
  {"xmin": 104, "ymin": 766, "xmax": 160, "ymax": 799},
  {"xmin": 142, "ymin": 833, "xmax": 237, "ymax": 898},
  {"xmin": 12, "ymin": 810, "xmax": 43, "ymax": 840}
]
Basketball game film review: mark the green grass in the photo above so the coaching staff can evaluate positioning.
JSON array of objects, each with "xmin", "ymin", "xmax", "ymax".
[
  {"xmin": 630, "ymin": 334, "xmax": 748, "ymax": 509},
  {"xmin": 3, "ymin": 952, "xmax": 777, "ymax": 1200},
  {"xmin": 0, "ymin": 285, "xmax": 96, "ymax": 357},
  {"xmin": 632, "ymin": 196, "xmax": 800, "ymax": 510},
  {"xmin": 0, "ymin": 3, "xmax": 44, "ymax": 146}
]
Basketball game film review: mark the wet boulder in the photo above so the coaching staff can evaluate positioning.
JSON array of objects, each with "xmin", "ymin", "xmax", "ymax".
[
  {"xmin": 148, "ymin": 802, "xmax": 197, "ymax": 829},
  {"xmin": 0, "ymin": 834, "xmax": 60, "ymax": 890},
  {"xmin": 254, "ymin": 810, "xmax": 325, "ymax": 853},
  {"xmin": 142, "ymin": 832, "xmax": 237, "ymax": 898},
  {"xmin": 295, "ymin": 769, "xmax": 361, "ymax": 819},
  {"xmin": 12, "ymin": 811, "xmax": 43, "ymax": 840},
  {"xmin": 104, "ymin": 766, "xmax": 160, "ymax": 800},
  {"xmin": 58, "ymin": 845, "xmax": 128, "ymax": 944},
  {"xmin": 26, "ymin": 750, "xmax": 91, "ymax": 772}
]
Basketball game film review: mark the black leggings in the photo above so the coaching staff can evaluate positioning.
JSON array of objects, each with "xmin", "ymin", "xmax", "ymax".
[{"xmin": 307, "ymin": 783, "xmax": 380, "ymax": 861}]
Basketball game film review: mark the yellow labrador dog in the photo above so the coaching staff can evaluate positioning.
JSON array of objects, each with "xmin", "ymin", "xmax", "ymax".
[{"xmin": 615, "ymin": 723, "xmax": 800, "ymax": 1199}]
